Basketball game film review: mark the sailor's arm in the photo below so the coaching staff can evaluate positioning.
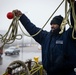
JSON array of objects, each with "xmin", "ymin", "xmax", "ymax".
[{"xmin": 12, "ymin": 10, "xmax": 48, "ymax": 44}]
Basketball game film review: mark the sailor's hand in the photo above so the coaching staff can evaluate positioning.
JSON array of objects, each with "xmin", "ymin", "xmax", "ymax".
[{"xmin": 12, "ymin": 9, "xmax": 22, "ymax": 17}]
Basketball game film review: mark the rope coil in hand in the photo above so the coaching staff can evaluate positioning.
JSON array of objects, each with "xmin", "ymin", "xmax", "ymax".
[{"xmin": 0, "ymin": 16, "xmax": 22, "ymax": 48}]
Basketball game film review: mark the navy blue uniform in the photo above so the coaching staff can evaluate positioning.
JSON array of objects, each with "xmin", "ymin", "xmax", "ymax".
[{"xmin": 19, "ymin": 1, "xmax": 76, "ymax": 75}]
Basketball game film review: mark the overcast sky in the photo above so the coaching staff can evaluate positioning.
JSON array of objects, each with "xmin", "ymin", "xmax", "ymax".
[{"xmin": 0, "ymin": 0, "xmax": 69, "ymax": 32}]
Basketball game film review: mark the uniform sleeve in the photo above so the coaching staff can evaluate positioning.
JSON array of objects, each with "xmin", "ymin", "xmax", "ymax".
[{"xmin": 19, "ymin": 14, "xmax": 48, "ymax": 44}]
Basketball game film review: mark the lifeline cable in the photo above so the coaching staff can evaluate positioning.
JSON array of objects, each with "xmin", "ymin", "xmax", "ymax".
[
  {"xmin": 70, "ymin": 0, "xmax": 76, "ymax": 39},
  {"xmin": 59, "ymin": 0, "xmax": 76, "ymax": 40},
  {"xmin": 59, "ymin": 0, "xmax": 72, "ymax": 34}
]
